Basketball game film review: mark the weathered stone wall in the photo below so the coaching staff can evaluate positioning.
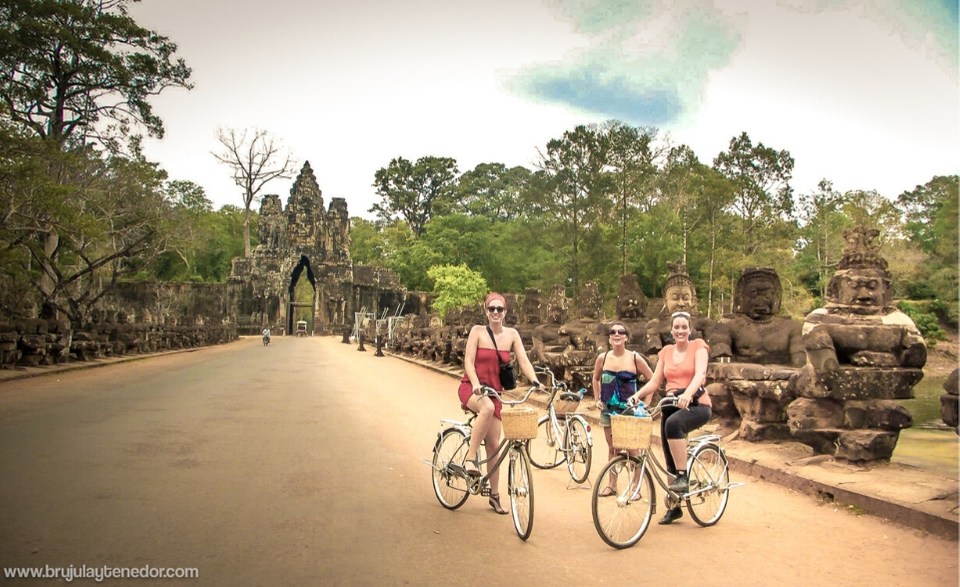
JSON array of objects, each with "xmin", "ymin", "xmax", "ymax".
[{"xmin": 0, "ymin": 281, "xmax": 238, "ymax": 369}]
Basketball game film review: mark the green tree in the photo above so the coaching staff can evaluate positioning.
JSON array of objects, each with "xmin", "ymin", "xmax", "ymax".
[
  {"xmin": 192, "ymin": 205, "xmax": 248, "ymax": 283},
  {"xmin": 713, "ymin": 132, "xmax": 795, "ymax": 257},
  {"xmin": 0, "ymin": 0, "xmax": 192, "ymax": 147},
  {"xmin": 454, "ymin": 162, "xmax": 531, "ymax": 221},
  {"xmin": 348, "ymin": 217, "xmax": 386, "ymax": 267},
  {"xmin": 602, "ymin": 121, "xmax": 661, "ymax": 275},
  {"xmin": 897, "ymin": 175, "xmax": 958, "ymax": 320},
  {"xmin": 370, "ymin": 156, "xmax": 459, "ymax": 236},
  {"xmin": 426, "ymin": 264, "xmax": 488, "ymax": 320},
  {"xmin": 532, "ymin": 124, "xmax": 611, "ymax": 295},
  {"xmin": 0, "ymin": 139, "xmax": 167, "ymax": 322},
  {"xmin": 153, "ymin": 179, "xmax": 213, "ymax": 280},
  {"xmin": 898, "ymin": 175, "xmax": 959, "ymax": 256},
  {"xmin": 795, "ymin": 180, "xmax": 849, "ymax": 299},
  {"xmin": 0, "ymin": 0, "xmax": 191, "ymax": 321}
]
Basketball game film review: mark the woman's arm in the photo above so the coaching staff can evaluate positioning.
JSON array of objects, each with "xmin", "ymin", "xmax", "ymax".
[
  {"xmin": 511, "ymin": 328, "xmax": 541, "ymax": 386},
  {"xmin": 634, "ymin": 352, "xmax": 654, "ymax": 382},
  {"xmin": 631, "ymin": 358, "xmax": 664, "ymax": 403},
  {"xmin": 592, "ymin": 353, "xmax": 604, "ymax": 408},
  {"xmin": 678, "ymin": 342, "xmax": 709, "ymax": 407},
  {"xmin": 463, "ymin": 326, "xmax": 482, "ymax": 391}
]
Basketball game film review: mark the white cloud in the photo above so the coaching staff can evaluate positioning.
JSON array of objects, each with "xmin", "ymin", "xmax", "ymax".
[{"xmin": 130, "ymin": 0, "xmax": 958, "ymax": 218}]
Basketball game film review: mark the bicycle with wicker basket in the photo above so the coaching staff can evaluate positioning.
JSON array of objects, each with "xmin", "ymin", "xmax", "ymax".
[
  {"xmin": 591, "ymin": 396, "xmax": 742, "ymax": 549},
  {"xmin": 526, "ymin": 365, "xmax": 593, "ymax": 485},
  {"xmin": 427, "ymin": 385, "xmax": 541, "ymax": 540}
]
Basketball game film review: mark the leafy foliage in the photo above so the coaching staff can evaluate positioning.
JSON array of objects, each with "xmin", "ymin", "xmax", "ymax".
[
  {"xmin": 0, "ymin": 0, "xmax": 192, "ymax": 147},
  {"xmin": 359, "ymin": 123, "xmax": 955, "ymax": 330},
  {"xmin": 426, "ymin": 264, "xmax": 488, "ymax": 320},
  {"xmin": 897, "ymin": 301, "xmax": 946, "ymax": 344},
  {"xmin": 370, "ymin": 156, "xmax": 459, "ymax": 236}
]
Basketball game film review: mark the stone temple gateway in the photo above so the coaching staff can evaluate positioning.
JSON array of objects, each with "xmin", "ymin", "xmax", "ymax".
[{"xmin": 229, "ymin": 162, "xmax": 404, "ymax": 335}]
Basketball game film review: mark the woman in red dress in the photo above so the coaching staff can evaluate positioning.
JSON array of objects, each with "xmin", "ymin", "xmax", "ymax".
[{"xmin": 458, "ymin": 292, "xmax": 542, "ymax": 514}]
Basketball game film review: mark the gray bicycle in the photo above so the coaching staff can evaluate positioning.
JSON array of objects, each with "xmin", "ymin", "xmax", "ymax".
[
  {"xmin": 591, "ymin": 396, "xmax": 743, "ymax": 549},
  {"xmin": 526, "ymin": 366, "xmax": 593, "ymax": 485},
  {"xmin": 427, "ymin": 385, "xmax": 540, "ymax": 541}
]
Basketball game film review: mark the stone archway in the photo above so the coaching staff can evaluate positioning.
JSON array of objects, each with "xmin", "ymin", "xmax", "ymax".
[{"xmin": 286, "ymin": 255, "xmax": 316, "ymax": 335}]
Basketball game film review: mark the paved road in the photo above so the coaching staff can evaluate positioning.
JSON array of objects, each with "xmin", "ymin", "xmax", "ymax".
[{"xmin": 0, "ymin": 337, "xmax": 955, "ymax": 586}]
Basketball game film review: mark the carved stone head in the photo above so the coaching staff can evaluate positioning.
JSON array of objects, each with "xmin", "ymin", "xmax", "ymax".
[
  {"xmin": 546, "ymin": 284, "xmax": 568, "ymax": 324},
  {"xmin": 576, "ymin": 281, "xmax": 602, "ymax": 321},
  {"xmin": 662, "ymin": 261, "xmax": 696, "ymax": 316},
  {"xmin": 825, "ymin": 225, "xmax": 893, "ymax": 314},
  {"xmin": 734, "ymin": 267, "xmax": 782, "ymax": 320},
  {"xmin": 616, "ymin": 274, "xmax": 646, "ymax": 320}
]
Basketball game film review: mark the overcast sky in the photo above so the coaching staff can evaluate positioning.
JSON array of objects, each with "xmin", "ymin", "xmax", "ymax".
[{"xmin": 129, "ymin": 0, "xmax": 959, "ymax": 219}]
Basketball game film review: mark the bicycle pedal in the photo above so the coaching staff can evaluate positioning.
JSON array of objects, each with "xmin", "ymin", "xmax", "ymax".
[{"xmin": 480, "ymin": 482, "xmax": 491, "ymax": 497}]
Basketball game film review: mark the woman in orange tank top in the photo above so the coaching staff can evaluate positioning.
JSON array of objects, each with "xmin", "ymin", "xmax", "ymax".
[{"xmin": 628, "ymin": 311, "xmax": 712, "ymax": 525}]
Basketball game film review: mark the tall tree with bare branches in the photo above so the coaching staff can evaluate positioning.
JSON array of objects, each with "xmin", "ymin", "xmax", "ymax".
[{"xmin": 213, "ymin": 128, "xmax": 294, "ymax": 257}]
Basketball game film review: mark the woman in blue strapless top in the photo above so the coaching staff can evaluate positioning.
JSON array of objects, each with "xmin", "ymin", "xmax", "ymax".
[{"xmin": 591, "ymin": 321, "xmax": 653, "ymax": 497}]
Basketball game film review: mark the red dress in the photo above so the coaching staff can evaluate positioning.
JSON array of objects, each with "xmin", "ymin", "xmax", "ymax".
[{"xmin": 457, "ymin": 348, "xmax": 508, "ymax": 420}]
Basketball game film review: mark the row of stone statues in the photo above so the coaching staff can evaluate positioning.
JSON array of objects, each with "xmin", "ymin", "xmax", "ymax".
[
  {"xmin": 388, "ymin": 226, "xmax": 940, "ymax": 462},
  {"xmin": 0, "ymin": 307, "xmax": 238, "ymax": 369}
]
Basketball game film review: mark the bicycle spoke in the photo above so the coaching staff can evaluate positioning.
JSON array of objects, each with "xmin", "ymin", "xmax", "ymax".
[
  {"xmin": 685, "ymin": 444, "xmax": 730, "ymax": 526},
  {"xmin": 508, "ymin": 445, "xmax": 535, "ymax": 540},
  {"xmin": 591, "ymin": 456, "xmax": 653, "ymax": 549},
  {"xmin": 431, "ymin": 428, "xmax": 470, "ymax": 510}
]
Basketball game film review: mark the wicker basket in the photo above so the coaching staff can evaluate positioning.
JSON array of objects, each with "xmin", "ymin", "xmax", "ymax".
[
  {"xmin": 611, "ymin": 415, "xmax": 653, "ymax": 450},
  {"xmin": 554, "ymin": 398, "xmax": 581, "ymax": 415},
  {"xmin": 501, "ymin": 407, "xmax": 539, "ymax": 440}
]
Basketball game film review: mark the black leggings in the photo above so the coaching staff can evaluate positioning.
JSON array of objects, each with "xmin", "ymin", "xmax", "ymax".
[{"xmin": 660, "ymin": 404, "xmax": 711, "ymax": 475}]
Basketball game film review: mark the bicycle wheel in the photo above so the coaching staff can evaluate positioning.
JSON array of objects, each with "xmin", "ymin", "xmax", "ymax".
[
  {"xmin": 685, "ymin": 443, "xmax": 730, "ymax": 526},
  {"xmin": 431, "ymin": 428, "xmax": 470, "ymax": 510},
  {"xmin": 508, "ymin": 444, "xmax": 535, "ymax": 541},
  {"xmin": 592, "ymin": 455, "xmax": 654, "ymax": 549},
  {"xmin": 565, "ymin": 416, "xmax": 592, "ymax": 484},
  {"xmin": 527, "ymin": 415, "xmax": 564, "ymax": 469}
]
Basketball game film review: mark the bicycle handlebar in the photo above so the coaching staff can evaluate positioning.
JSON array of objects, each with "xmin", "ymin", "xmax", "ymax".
[
  {"xmin": 474, "ymin": 384, "xmax": 541, "ymax": 407},
  {"xmin": 617, "ymin": 395, "xmax": 680, "ymax": 418}
]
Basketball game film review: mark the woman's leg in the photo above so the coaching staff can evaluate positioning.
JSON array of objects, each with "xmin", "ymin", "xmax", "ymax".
[
  {"xmin": 664, "ymin": 407, "xmax": 711, "ymax": 480},
  {"xmin": 483, "ymin": 415, "xmax": 508, "ymax": 514},
  {"xmin": 660, "ymin": 406, "xmax": 680, "ymax": 474},
  {"xmin": 465, "ymin": 394, "xmax": 496, "ymax": 472},
  {"xmin": 483, "ymin": 416, "xmax": 504, "ymax": 493},
  {"xmin": 600, "ymin": 424, "xmax": 619, "ymax": 494}
]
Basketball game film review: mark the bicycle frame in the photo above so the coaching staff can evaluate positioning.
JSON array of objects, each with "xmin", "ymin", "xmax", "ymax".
[
  {"xmin": 539, "ymin": 367, "xmax": 593, "ymax": 453},
  {"xmin": 428, "ymin": 385, "xmax": 539, "ymax": 540},
  {"xmin": 629, "ymin": 433, "xmax": 727, "ymax": 504},
  {"xmin": 434, "ymin": 413, "xmax": 527, "ymax": 496}
]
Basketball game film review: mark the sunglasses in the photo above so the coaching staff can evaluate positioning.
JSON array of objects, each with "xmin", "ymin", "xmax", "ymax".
[
  {"xmin": 609, "ymin": 329, "xmax": 627, "ymax": 335},
  {"xmin": 487, "ymin": 306, "xmax": 505, "ymax": 313}
]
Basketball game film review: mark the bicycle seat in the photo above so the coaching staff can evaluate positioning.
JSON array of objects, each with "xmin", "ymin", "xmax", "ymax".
[{"xmin": 557, "ymin": 392, "xmax": 581, "ymax": 403}]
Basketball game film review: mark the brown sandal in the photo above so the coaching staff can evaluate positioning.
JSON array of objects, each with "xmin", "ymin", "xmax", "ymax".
[
  {"xmin": 598, "ymin": 486, "xmax": 617, "ymax": 498},
  {"xmin": 489, "ymin": 493, "xmax": 508, "ymax": 515}
]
